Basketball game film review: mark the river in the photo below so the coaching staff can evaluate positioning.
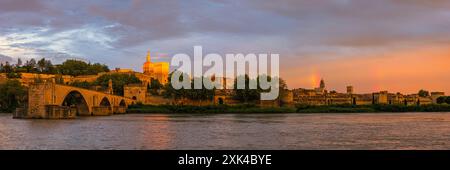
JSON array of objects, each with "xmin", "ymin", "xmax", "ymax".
[{"xmin": 1, "ymin": 112, "xmax": 450, "ymax": 150}]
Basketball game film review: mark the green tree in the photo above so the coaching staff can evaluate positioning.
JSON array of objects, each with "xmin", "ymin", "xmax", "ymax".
[
  {"xmin": 37, "ymin": 58, "xmax": 46, "ymax": 72},
  {"xmin": 161, "ymin": 70, "xmax": 215, "ymax": 101},
  {"xmin": 56, "ymin": 60, "xmax": 89, "ymax": 76},
  {"xmin": 2, "ymin": 62, "xmax": 21, "ymax": 78},
  {"xmin": 0, "ymin": 80, "xmax": 27, "ymax": 112},
  {"xmin": 36, "ymin": 58, "xmax": 55, "ymax": 74},
  {"xmin": 437, "ymin": 96, "xmax": 446, "ymax": 104},
  {"xmin": 88, "ymin": 63, "xmax": 110, "ymax": 74},
  {"xmin": 232, "ymin": 75, "xmax": 287, "ymax": 103},
  {"xmin": 2, "ymin": 62, "xmax": 12, "ymax": 73},
  {"xmin": 6, "ymin": 72, "xmax": 21, "ymax": 79},
  {"xmin": 446, "ymin": 97, "xmax": 450, "ymax": 105},
  {"xmin": 94, "ymin": 73, "xmax": 141, "ymax": 96},
  {"xmin": 278, "ymin": 78, "xmax": 289, "ymax": 105},
  {"xmin": 56, "ymin": 60, "xmax": 109, "ymax": 76},
  {"xmin": 24, "ymin": 59, "xmax": 37, "ymax": 73},
  {"xmin": 185, "ymin": 77, "xmax": 215, "ymax": 100},
  {"xmin": 233, "ymin": 74, "xmax": 260, "ymax": 103},
  {"xmin": 148, "ymin": 78, "xmax": 163, "ymax": 95},
  {"xmin": 418, "ymin": 89, "xmax": 430, "ymax": 97},
  {"xmin": 162, "ymin": 71, "xmax": 191, "ymax": 99},
  {"xmin": 69, "ymin": 81, "xmax": 93, "ymax": 89}
]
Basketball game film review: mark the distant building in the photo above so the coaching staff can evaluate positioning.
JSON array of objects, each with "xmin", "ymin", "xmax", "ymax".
[
  {"xmin": 290, "ymin": 78, "xmax": 443, "ymax": 106},
  {"xmin": 312, "ymin": 79, "xmax": 327, "ymax": 95},
  {"xmin": 372, "ymin": 91, "xmax": 388, "ymax": 104},
  {"xmin": 347, "ymin": 86, "xmax": 353, "ymax": 94},
  {"xmin": 111, "ymin": 68, "xmax": 134, "ymax": 73},
  {"xmin": 320, "ymin": 79, "xmax": 325, "ymax": 89},
  {"xmin": 431, "ymin": 92, "xmax": 445, "ymax": 104}
]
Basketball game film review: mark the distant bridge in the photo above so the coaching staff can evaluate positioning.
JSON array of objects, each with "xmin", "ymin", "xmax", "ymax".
[{"xmin": 20, "ymin": 82, "xmax": 136, "ymax": 119}]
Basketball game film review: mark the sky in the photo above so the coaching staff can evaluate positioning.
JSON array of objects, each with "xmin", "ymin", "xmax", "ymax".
[{"xmin": 1, "ymin": 0, "xmax": 450, "ymax": 94}]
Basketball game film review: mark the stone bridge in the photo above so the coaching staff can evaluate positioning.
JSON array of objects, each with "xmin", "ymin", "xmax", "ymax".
[{"xmin": 20, "ymin": 82, "xmax": 136, "ymax": 119}]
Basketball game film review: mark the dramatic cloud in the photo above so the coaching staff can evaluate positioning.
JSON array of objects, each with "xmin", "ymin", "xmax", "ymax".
[{"xmin": 0, "ymin": 0, "xmax": 449, "ymax": 93}]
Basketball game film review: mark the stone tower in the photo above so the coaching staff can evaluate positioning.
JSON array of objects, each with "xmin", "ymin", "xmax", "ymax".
[
  {"xmin": 107, "ymin": 79, "xmax": 113, "ymax": 95},
  {"xmin": 143, "ymin": 50, "xmax": 154, "ymax": 74},
  {"xmin": 320, "ymin": 79, "xmax": 325, "ymax": 89}
]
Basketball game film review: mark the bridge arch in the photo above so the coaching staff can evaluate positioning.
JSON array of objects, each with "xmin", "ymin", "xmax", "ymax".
[
  {"xmin": 119, "ymin": 99, "xmax": 126, "ymax": 107},
  {"xmin": 61, "ymin": 90, "xmax": 91, "ymax": 116},
  {"xmin": 100, "ymin": 97, "xmax": 111, "ymax": 107}
]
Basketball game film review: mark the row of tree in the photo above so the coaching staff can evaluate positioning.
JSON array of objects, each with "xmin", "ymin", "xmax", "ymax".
[
  {"xmin": 161, "ymin": 71, "xmax": 288, "ymax": 103},
  {"xmin": 0, "ymin": 58, "xmax": 110, "ymax": 77},
  {"xmin": 162, "ymin": 75, "xmax": 215, "ymax": 101},
  {"xmin": 437, "ymin": 96, "xmax": 450, "ymax": 105},
  {"xmin": 418, "ymin": 89, "xmax": 430, "ymax": 97}
]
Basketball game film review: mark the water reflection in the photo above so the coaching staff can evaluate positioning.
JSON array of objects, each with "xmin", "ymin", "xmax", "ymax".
[
  {"xmin": 2, "ymin": 113, "xmax": 450, "ymax": 149},
  {"xmin": 138, "ymin": 115, "xmax": 173, "ymax": 149}
]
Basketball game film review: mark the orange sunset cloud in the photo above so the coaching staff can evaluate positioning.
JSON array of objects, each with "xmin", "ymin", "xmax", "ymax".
[{"xmin": 282, "ymin": 44, "xmax": 450, "ymax": 95}]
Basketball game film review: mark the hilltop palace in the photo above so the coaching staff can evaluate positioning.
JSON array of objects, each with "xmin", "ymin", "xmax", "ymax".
[{"xmin": 0, "ymin": 51, "xmax": 446, "ymax": 118}]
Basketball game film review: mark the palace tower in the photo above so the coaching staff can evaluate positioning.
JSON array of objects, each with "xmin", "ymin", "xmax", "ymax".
[{"xmin": 142, "ymin": 50, "xmax": 169, "ymax": 84}]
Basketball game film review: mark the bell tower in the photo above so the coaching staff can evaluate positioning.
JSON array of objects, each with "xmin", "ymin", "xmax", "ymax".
[
  {"xmin": 143, "ymin": 50, "xmax": 154, "ymax": 74},
  {"xmin": 146, "ymin": 50, "xmax": 151, "ymax": 62},
  {"xmin": 320, "ymin": 79, "xmax": 325, "ymax": 89}
]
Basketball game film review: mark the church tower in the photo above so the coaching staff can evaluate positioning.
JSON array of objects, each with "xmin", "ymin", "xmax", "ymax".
[
  {"xmin": 320, "ymin": 79, "xmax": 325, "ymax": 89},
  {"xmin": 143, "ymin": 50, "xmax": 154, "ymax": 74},
  {"xmin": 146, "ymin": 50, "xmax": 150, "ymax": 62}
]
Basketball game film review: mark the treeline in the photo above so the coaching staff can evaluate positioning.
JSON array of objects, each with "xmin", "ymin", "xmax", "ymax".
[
  {"xmin": 437, "ymin": 96, "xmax": 450, "ymax": 104},
  {"xmin": 162, "ymin": 74, "xmax": 215, "ymax": 101},
  {"xmin": 162, "ymin": 71, "xmax": 288, "ymax": 103},
  {"xmin": 127, "ymin": 103, "xmax": 450, "ymax": 114},
  {"xmin": 295, "ymin": 104, "xmax": 450, "ymax": 113},
  {"xmin": 0, "ymin": 58, "xmax": 109, "ymax": 78},
  {"xmin": 0, "ymin": 80, "xmax": 27, "ymax": 112}
]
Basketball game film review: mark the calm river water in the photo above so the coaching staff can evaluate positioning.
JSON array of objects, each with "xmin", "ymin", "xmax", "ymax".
[{"xmin": 1, "ymin": 112, "xmax": 450, "ymax": 150}]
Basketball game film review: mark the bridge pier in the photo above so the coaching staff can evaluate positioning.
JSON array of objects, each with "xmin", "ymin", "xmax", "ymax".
[
  {"xmin": 113, "ymin": 106, "xmax": 127, "ymax": 114},
  {"xmin": 45, "ymin": 105, "xmax": 77, "ymax": 119},
  {"xmin": 92, "ymin": 106, "xmax": 113, "ymax": 116}
]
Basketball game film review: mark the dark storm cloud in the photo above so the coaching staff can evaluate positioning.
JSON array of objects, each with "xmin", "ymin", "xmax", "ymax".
[
  {"xmin": 241, "ymin": 0, "xmax": 450, "ymax": 47},
  {"xmin": 1, "ymin": 0, "xmax": 450, "ymax": 64},
  {"xmin": 86, "ymin": 0, "xmax": 186, "ymax": 46},
  {"xmin": 0, "ymin": 0, "xmax": 45, "ymax": 12}
]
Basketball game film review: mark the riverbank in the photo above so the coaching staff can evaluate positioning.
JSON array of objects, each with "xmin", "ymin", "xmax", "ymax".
[
  {"xmin": 126, "ymin": 104, "xmax": 450, "ymax": 114},
  {"xmin": 127, "ymin": 104, "xmax": 297, "ymax": 114}
]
